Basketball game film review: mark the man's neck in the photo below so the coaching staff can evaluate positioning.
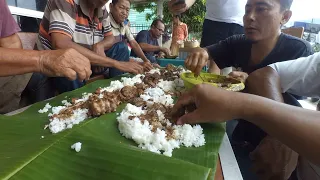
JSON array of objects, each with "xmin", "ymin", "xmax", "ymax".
[
  {"xmin": 110, "ymin": 12, "xmax": 121, "ymax": 25},
  {"xmin": 149, "ymin": 30, "xmax": 157, "ymax": 39},
  {"xmin": 251, "ymin": 32, "xmax": 281, "ymax": 65}
]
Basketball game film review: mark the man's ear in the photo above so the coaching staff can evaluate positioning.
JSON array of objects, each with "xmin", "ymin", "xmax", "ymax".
[
  {"xmin": 109, "ymin": 3, "xmax": 113, "ymax": 10},
  {"xmin": 281, "ymin": 10, "xmax": 292, "ymax": 25}
]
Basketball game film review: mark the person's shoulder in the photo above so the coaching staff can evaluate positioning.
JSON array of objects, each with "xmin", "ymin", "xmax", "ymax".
[
  {"xmin": 137, "ymin": 30, "xmax": 148, "ymax": 35},
  {"xmin": 280, "ymin": 33, "xmax": 312, "ymax": 52}
]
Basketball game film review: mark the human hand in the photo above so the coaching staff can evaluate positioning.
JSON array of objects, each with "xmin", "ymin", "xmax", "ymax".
[
  {"xmin": 185, "ymin": 48, "xmax": 209, "ymax": 76},
  {"xmin": 160, "ymin": 47, "xmax": 171, "ymax": 56},
  {"xmin": 153, "ymin": 63, "xmax": 161, "ymax": 68},
  {"xmin": 92, "ymin": 43, "xmax": 106, "ymax": 57},
  {"xmin": 142, "ymin": 61, "xmax": 154, "ymax": 72},
  {"xmin": 168, "ymin": 0, "xmax": 188, "ymax": 15},
  {"xmin": 114, "ymin": 61, "xmax": 144, "ymax": 74},
  {"xmin": 38, "ymin": 48, "xmax": 92, "ymax": 81},
  {"xmin": 92, "ymin": 66, "xmax": 107, "ymax": 74},
  {"xmin": 171, "ymin": 84, "xmax": 242, "ymax": 125},
  {"xmin": 228, "ymin": 71, "xmax": 248, "ymax": 83}
]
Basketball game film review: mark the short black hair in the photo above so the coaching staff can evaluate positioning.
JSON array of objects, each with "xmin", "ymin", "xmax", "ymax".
[
  {"xmin": 112, "ymin": 0, "xmax": 131, "ymax": 5},
  {"xmin": 280, "ymin": 0, "xmax": 293, "ymax": 11},
  {"xmin": 151, "ymin": 19, "xmax": 164, "ymax": 27}
]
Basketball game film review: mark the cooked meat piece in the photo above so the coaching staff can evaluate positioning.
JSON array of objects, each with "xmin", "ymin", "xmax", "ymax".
[
  {"xmin": 166, "ymin": 126, "xmax": 175, "ymax": 140},
  {"xmin": 151, "ymin": 121, "xmax": 162, "ymax": 132},
  {"xmin": 88, "ymin": 95, "xmax": 106, "ymax": 116},
  {"xmin": 135, "ymin": 83, "xmax": 147, "ymax": 90},
  {"xmin": 95, "ymin": 88, "xmax": 102, "ymax": 94},
  {"xmin": 166, "ymin": 64, "xmax": 175, "ymax": 72},
  {"xmin": 119, "ymin": 86, "xmax": 138, "ymax": 101},
  {"xmin": 143, "ymin": 73, "xmax": 161, "ymax": 87},
  {"xmin": 130, "ymin": 97, "xmax": 146, "ymax": 107},
  {"xmin": 148, "ymin": 103, "xmax": 167, "ymax": 113},
  {"xmin": 71, "ymin": 98, "xmax": 78, "ymax": 104}
]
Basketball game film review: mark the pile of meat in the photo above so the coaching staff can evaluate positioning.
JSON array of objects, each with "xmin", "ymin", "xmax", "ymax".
[{"xmin": 48, "ymin": 64, "xmax": 185, "ymax": 123}]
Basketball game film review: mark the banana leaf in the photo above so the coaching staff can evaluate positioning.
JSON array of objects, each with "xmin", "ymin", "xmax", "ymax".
[{"xmin": 0, "ymin": 75, "xmax": 226, "ymax": 180}]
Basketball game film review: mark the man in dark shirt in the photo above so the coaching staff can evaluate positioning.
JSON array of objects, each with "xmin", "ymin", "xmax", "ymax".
[
  {"xmin": 131, "ymin": 19, "xmax": 171, "ymax": 63},
  {"xmin": 184, "ymin": 0, "xmax": 312, "ymax": 179}
]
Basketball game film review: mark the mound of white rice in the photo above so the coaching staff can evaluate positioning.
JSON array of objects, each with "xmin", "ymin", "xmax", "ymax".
[{"xmin": 117, "ymin": 104, "xmax": 205, "ymax": 157}]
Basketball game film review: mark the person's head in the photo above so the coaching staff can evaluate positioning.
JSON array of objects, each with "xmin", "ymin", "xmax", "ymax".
[
  {"xmin": 110, "ymin": 0, "xmax": 131, "ymax": 24},
  {"xmin": 87, "ymin": 0, "xmax": 109, "ymax": 9},
  {"xmin": 173, "ymin": 15, "xmax": 181, "ymax": 25},
  {"xmin": 243, "ymin": 0, "xmax": 293, "ymax": 42},
  {"xmin": 150, "ymin": 19, "xmax": 165, "ymax": 39}
]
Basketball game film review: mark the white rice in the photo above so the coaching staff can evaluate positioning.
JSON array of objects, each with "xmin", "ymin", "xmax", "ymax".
[
  {"xmin": 101, "ymin": 80, "xmax": 124, "ymax": 92},
  {"xmin": 157, "ymin": 80, "xmax": 176, "ymax": 92},
  {"xmin": 38, "ymin": 103, "xmax": 52, "ymax": 113},
  {"xmin": 149, "ymin": 69, "xmax": 161, "ymax": 74},
  {"xmin": 71, "ymin": 142, "xmax": 82, "ymax": 152},
  {"xmin": 61, "ymin": 100, "xmax": 72, "ymax": 107},
  {"xmin": 117, "ymin": 104, "xmax": 205, "ymax": 157},
  {"xmin": 49, "ymin": 108, "xmax": 89, "ymax": 134},
  {"xmin": 75, "ymin": 93, "xmax": 93, "ymax": 103},
  {"xmin": 140, "ymin": 87, "xmax": 174, "ymax": 106}
]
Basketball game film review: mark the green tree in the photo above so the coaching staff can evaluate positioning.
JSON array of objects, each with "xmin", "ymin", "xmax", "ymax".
[{"xmin": 133, "ymin": 0, "xmax": 206, "ymax": 36}]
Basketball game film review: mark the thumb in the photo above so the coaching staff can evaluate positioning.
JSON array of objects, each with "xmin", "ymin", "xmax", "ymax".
[{"xmin": 176, "ymin": 109, "xmax": 202, "ymax": 125}]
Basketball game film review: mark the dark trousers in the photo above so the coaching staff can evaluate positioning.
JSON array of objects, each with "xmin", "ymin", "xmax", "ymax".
[
  {"xmin": 200, "ymin": 19, "xmax": 244, "ymax": 47},
  {"xmin": 22, "ymin": 73, "xmax": 55, "ymax": 104},
  {"xmin": 232, "ymin": 93, "xmax": 302, "ymax": 146},
  {"xmin": 53, "ymin": 42, "xmax": 129, "ymax": 94}
]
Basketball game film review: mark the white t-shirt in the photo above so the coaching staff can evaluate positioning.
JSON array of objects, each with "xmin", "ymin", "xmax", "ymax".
[
  {"xmin": 268, "ymin": 52, "xmax": 320, "ymax": 97},
  {"xmin": 205, "ymin": 0, "xmax": 246, "ymax": 26},
  {"xmin": 268, "ymin": 52, "xmax": 320, "ymax": 180}
]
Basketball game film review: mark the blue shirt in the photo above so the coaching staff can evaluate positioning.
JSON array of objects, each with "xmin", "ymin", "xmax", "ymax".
[{"xmin": 131, "ymin": 30, "xmax": 159, "ymax": 63}]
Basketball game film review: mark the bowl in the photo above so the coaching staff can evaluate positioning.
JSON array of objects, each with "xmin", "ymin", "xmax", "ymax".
[{"xmin": 180, "ymin": 72, "xmax": 245, "ymax": 91}]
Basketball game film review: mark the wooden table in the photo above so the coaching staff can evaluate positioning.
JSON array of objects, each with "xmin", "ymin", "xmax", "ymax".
[
  {"xmin": 215, "ymin": 157, "xmax": 224, "ymax": 180},
  {"xmin": 6, "ymin": 106, "xmax": 242, "ymax": 180}
]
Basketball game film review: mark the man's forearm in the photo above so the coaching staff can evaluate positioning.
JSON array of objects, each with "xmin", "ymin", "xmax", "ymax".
[
  {"xmin": 139, "ymin": 43, "xmax": 162, "ymax": 52},
  {"xmin": 238, "ymin": 93, "xmax": 320, "ymax": 165},
  {"xmin": 54, "ymin": 39, "xmax": 116, "ymax": 67},
  {"xmin": 130, "ymin": 40, "xmax": 149, "ymax": 62},
  {"xmin": 207, "ymin": 60, "xmax": 220, "ymax": 74},
  {"xmin": 0, "ymin": 48, "xmax": 40, "ymax": 76},
  {"xmin": 96, "ymin": 35, "xmax": 116, "ymax": 51},
  {"xmin": 246, "ymin": 67, "xmax": 284, "ymax": 102}
]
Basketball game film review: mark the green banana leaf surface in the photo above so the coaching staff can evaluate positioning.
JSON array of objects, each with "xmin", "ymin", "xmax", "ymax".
[{"xmin": 0, "ymin": 75, "xmax": 226, "ymax": 180}]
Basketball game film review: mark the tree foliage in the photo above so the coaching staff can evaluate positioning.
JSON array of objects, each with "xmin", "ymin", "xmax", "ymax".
[{"xmin": 133, "ymin": 0, "xmax": 206, "ymax": 34}]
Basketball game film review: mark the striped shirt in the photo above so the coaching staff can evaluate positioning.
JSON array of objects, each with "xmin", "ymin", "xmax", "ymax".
[
  {"xmin": 36, "ymin": 0, "xmax": 113, "ymax": 50},
  {"xmin": 108, "ymin": 13, "xmax": 134, "ymax": 43}
]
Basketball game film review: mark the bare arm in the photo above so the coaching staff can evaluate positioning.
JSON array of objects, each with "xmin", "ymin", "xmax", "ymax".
[
  {"xmin": 51, "ymin": 33, "xmax": 116, "ymax": 67},
  {"xmin": 94, "ymin": 35, "xmax": 116, "ymax": 51},
  {"xmin": 241, "ymin": 93, "xmax": 320, "ymax": 165},
  {"xmin": 130, "ymin": 40, "xmax": 149, "ymax": 62},
  {"xmin": 173, "ymin": 84, "xmax": 320, "ymax": 165},
  {"xmin": 246, "ymin": 67, "xmax": 284, "ymax": 102},
  {"xmin": 0, "ymin": 48, "xmax": 92, "ymax": 80},
  {"xmin": 0, "ymin": 33, "xmax": 22, "ymax": 49},
  {"xmin": 207, "ymin": 60, "xmax": 220, "ymax": 74},
  {"xmin": 0, "ymin": 48, "xmax": 40, "ymax": 76},
  {"xmin": 185, "ymin": 25, "xmax": 188, "ymax": 40},
  {"xmin": 168, "ymin": 0, "xmax": 197, "ymax": 14},
  {"xmin": 139, "ymin": 42, "xmax": 162, "ymax": 52}
]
